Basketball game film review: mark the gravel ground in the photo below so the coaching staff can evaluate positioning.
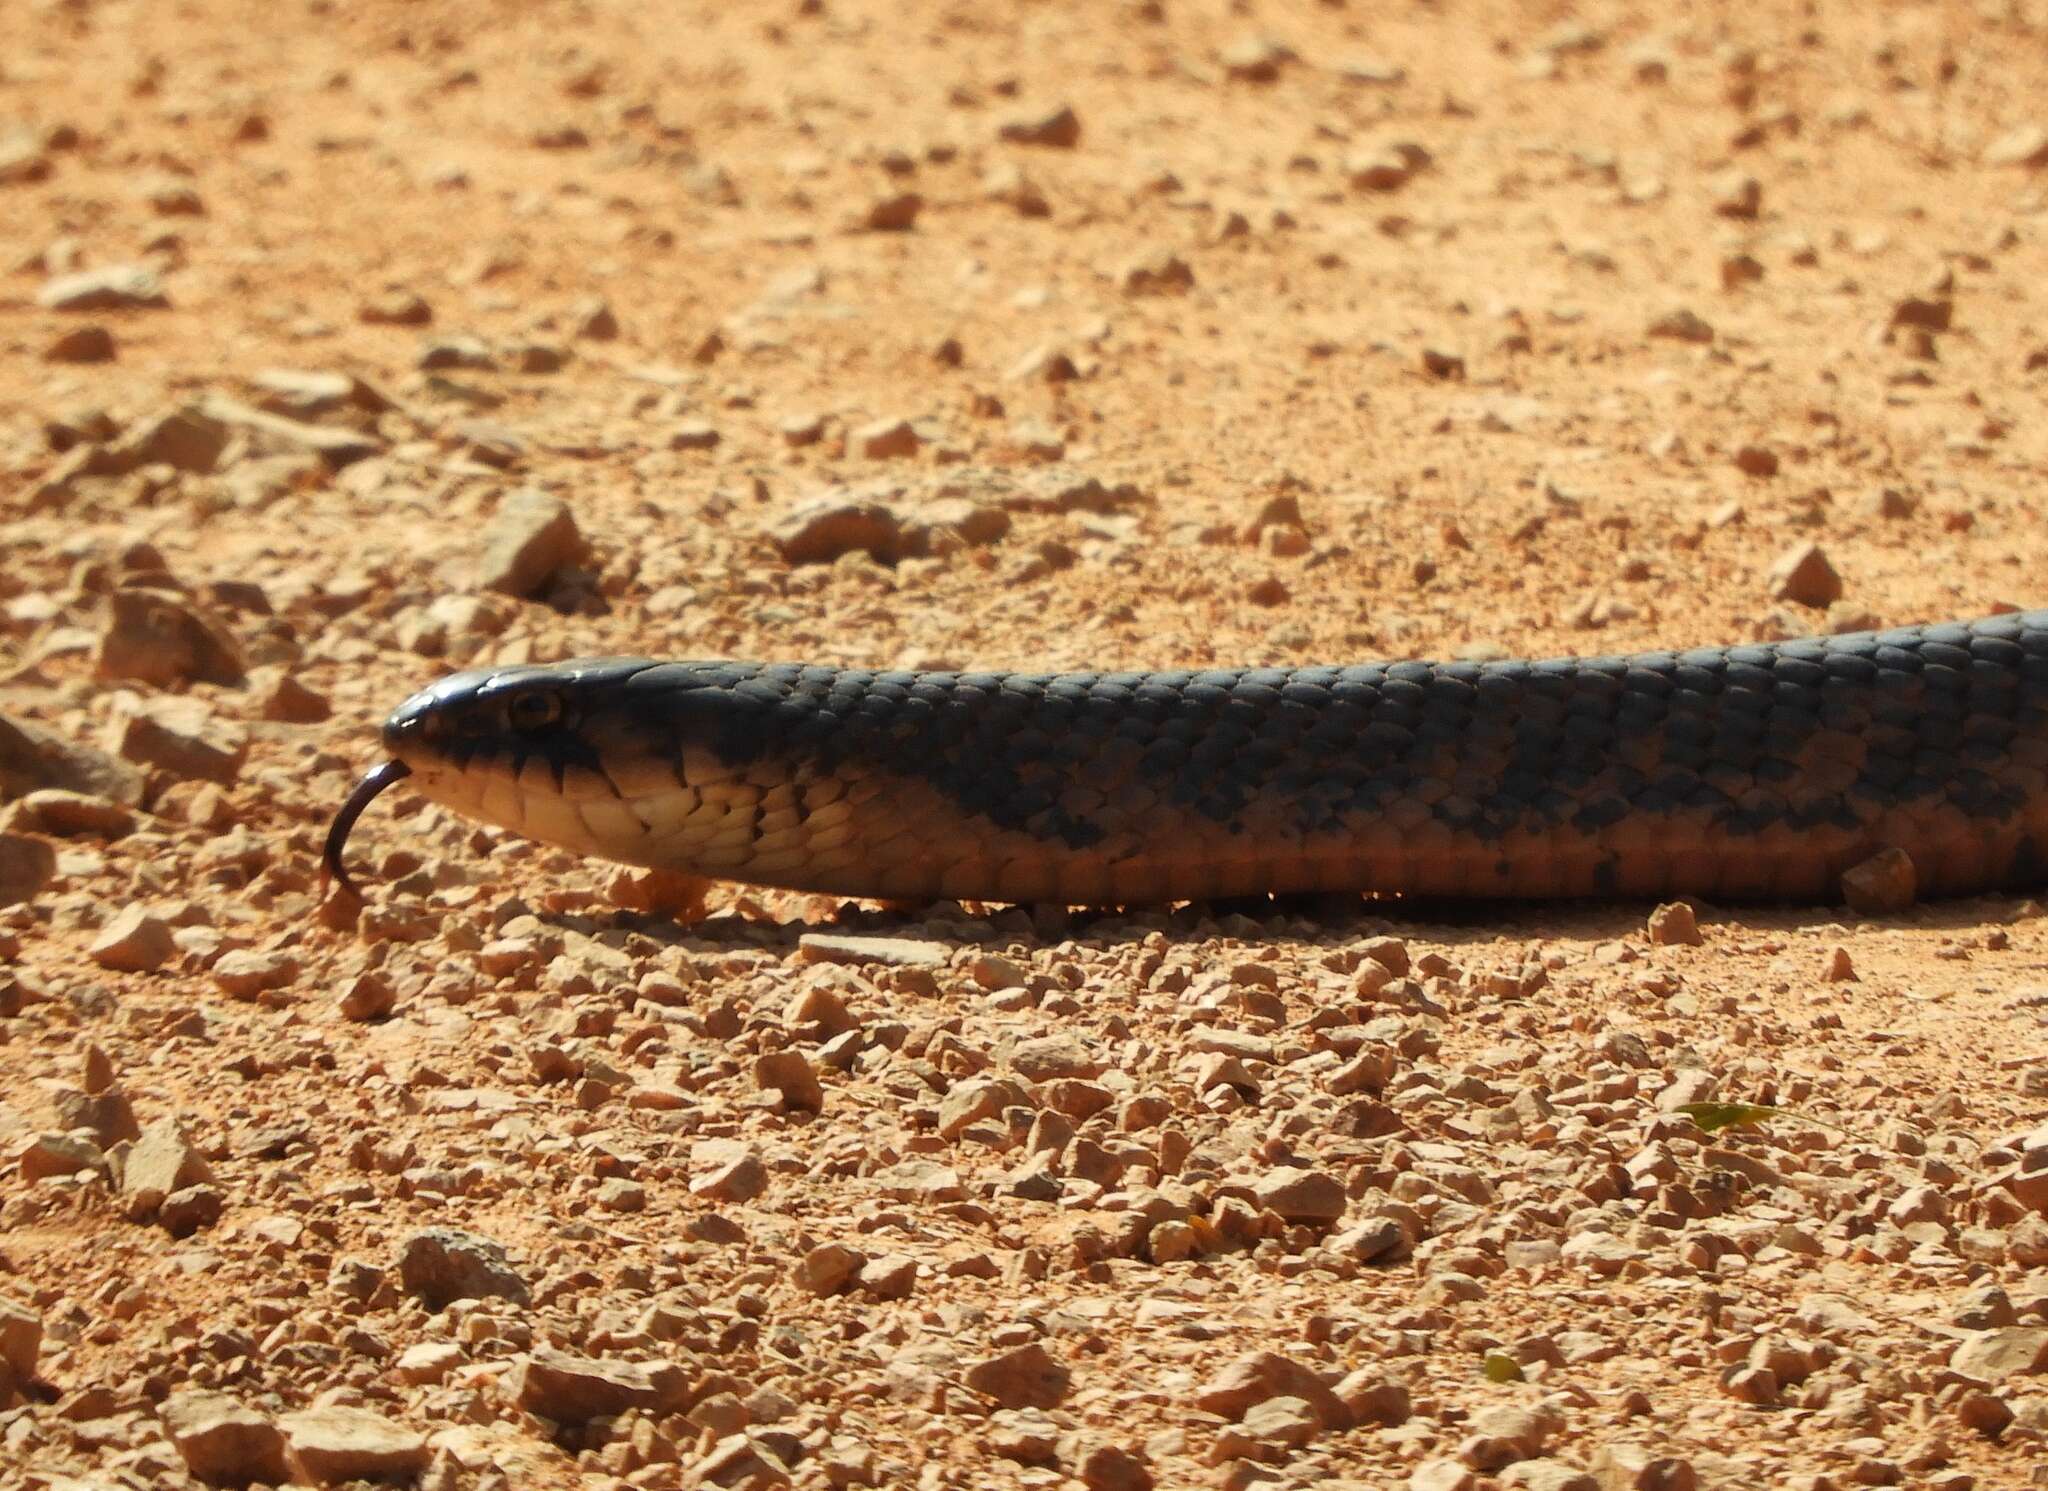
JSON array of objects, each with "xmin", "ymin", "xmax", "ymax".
[{"xmin": 5, "ymin": 2, "xmax": 2048, "ymax": 1489}]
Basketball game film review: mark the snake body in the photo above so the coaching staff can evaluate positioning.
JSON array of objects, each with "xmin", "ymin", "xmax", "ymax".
[{"xmin": 326, "ymin": 611, "xmax": 2048, "ymax": 905}]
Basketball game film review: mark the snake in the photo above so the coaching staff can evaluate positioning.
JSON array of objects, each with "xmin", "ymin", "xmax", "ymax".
[{"xmin": 323, "ymin": 610, "xmax": 2048, "ymax": 907}]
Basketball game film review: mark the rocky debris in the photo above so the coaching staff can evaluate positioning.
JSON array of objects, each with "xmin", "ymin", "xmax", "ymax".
[
  {"xmin": 106, "ymin": 694, "xmax": 248, "ymax": 784},
  {"xmin": 88, "ymin": 904, "xmax": 177, "ymax": 971},
  {"xmin": 754, "ymin": 1049, "xmax": 824, "ymax": 1112},
  {"xmin": 1646, "ymin": 901, "xmax": 1700, "ymax": 946},
  {"xmin": 279, "ymin": 1406, "xmax": 430, "ymax": 1484},
  {"xmin": 359, "ymin": 287, "xmax": 432, "ymax": 324},
  {"xmin": 4, "ymin": 788, "xmax": 135, "ymax": 838},
  {"xmin": 1250, "ymin": 1165, "xmax": 1347, "ymax": 1223},
  {"xmin": 1950, "ymin": 1328, "xmax": 2048, "ymax": 1378},
  {"xmin": 477, "ymin": 487, "xmax": 584, "ymax": 597},
  {"xmin": 102, "ymin": 405, "xmax": 231, "ymax": 473},
  {"xmin": 212, "ymin": 948, "xmax": 299, "ymax": 998},
  {"xmin": 397, "ymin": 1228, "xmax": 530, "ymax": 1308},
  {"xmin": 93, "ymin": 587, "xmax": 245, "ymax": 687},
  {"xmin": 1122, "ymin": 250, "xmax": 1194, "ymax": 296},
  {"xmin": 771, "ymin": 494, "xmax": 906, "ymax": 565},
  {"xmin": 37, "ymin": 264, "xmax": 169, "ymax": 311},
  {"xmin": 1346, "ymin": 140, "xmax": 1431, "ymax": 190},
  {"xmin": 797, "ymin": 932, "xmax": 950, "ymax": 967},
  {"xmin": 1647, "ymin": 307, "xmax": 1714, "ymax": 343},
  {"xmin": 160, "ymin": 1390, "xmax": 290, "ymax": 1486},
  {"xmin": 511, "ymin": 1348, "xmax": 689, "ymax": 1422},
  {"xmin": 0, "ymin": 833, "xmax": 55, "ymax": 907}
]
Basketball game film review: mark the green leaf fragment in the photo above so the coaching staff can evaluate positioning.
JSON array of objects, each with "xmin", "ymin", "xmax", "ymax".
[{"xmin": 1482, "ymin": 1352, "xmax": 1524, "ymax": 1383}]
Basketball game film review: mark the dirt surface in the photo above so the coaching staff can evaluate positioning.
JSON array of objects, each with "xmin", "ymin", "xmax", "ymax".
[{"xmin": 5, "ymin": 2, "xmax": 2048, "ymax": 1489}]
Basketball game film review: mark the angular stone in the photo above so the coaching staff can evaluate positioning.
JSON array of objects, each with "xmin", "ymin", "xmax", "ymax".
[
  {"xmin": 94, "ymin": 588, "xmax": 244, "ymax": 687},
  {"xmin": 396, "ymin": 1227, "xmax": 529, "ymax": 1308},
  {"xmin": 8, "ymin": 789, "xmax": 136, "ymax": 838},
  {"xmin": 770, "ymin": 495, "xmax": 905, "ymax": 566},
  {"xmin": 1193, "ymin": 1350, "xmax": 1349, "ymax": 1429},
  {"xmin": 212, "ymin": 949, "xmax": 298, "ymax": 998},
  {"xmin": 793, "ymin": 1242, "xmax": 865, "ymax": 1296},
  {"xmin": 1252, "ymin": 1166, "xmax": 1347, "ymax": 1223},
  {"xmin": 0, "ymin": 834, "xmax": 54, "ymax": 908},
  {"xmin": 279, "ymin": 1405, "xmax": 429, "ymax": 1484},
  {"xmin": 160, "ymin": 1390, "xmax": 290, "ymax": 1487},
  {"xmin": 754, "ymin": 1049, "xmax": 824, "ymax": 1113},
  {"xmin": 510, "ymin": 1347, "xmax": 689, "ymax": 1423},
  {"xmin": 37, "ymin": 265, "xmax": 169, "ymax": 312},
  {"xmin": 478, "ymin": 488, "xmax": 583, "ymax": 597},
  {"xmin": 123, "ymin": 1120, "xmax": 212, "ymax": 1210},
  {"xmin": 18, "ymin": 1132, "xmax": 105, "ymax": 1182},
  {"xmin": 0, "ymin": 1294, "xmax": 39, "ymax": 1402},
  {"xmin": 1009, "ymin": 1032, "xmax": 1103, "ymax": 1082},
  {"xmin": 1950, "ymin": 1327, "xmax": 2048, "ymax": 1379},
  {"xmin": 939, "ymin": 1077, "xmax": 1031, "ymax": 1140},
  {"xmin": 105, "ymin": 406, "xmax": 230, "ymax": 473},
  {"xmin": 1767, "ymin": 542, "xmax": 1842, "ymax": 608},
  {"xmin": 106, "ymin": 696, "xmax": 247, "ymax": 785},
  {"xmin": 89, "ymin": 904, "xmax": 177, "ymax": 972},
  {"xmin": 0, "ymin": 713, "xmax": 143, "ymax": 804},
  {"xmin": 964, "ymin": 1342, "xmax": 1071, "ymax": 1409}
]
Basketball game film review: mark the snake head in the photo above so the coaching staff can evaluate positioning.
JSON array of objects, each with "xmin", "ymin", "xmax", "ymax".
[{"xmin": 324, "ymin": 658, "xmax": 660, "ymax": 896}]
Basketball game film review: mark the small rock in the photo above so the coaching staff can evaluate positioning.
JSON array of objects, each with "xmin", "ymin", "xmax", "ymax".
[
  {"xmin": 1346, "ymin": 140, "xmax": 1431, "ymax": 191},
  {"xmin": 89, "ymin": 905, "xmax": 176, "ymax": 972},
  {"xmin": 999, "ymin": 103, "xmax": 1081, "ymax": 148},
  {"xmin": 339, "ymin": 971, "xmax": 395, "ymax": 1021},
  {"xmin": 7, "ymin": 789, "xmax": 135, "ymax": 838},
  {"xmin": 37, "ymin": 265, "xmax": 168, "ymax": 312},
  {"xmin": 106, "ymin": 406, "xmax": 230, "ymax": 473},
  {"xmin": 1766, "ymin": 541, "xmax": 1842, "ymax": 608},
  {"xmin": 965, "ymin": 1342, "xmax": 1071, "ymax": 1409},
  {"xmin": 106, "ymin": 695, "xmax": 247, "ymax": 785},
  {"xmin": 0, "ymin": 1294, "xmax": 40, "ymax": 1403},
  {"xmin": 212, "ymin": 949, "xmax": 298, "ymax": 998},
  {"xmin": 95, "ymin": 588, "xmax": 244, "ymax": 688},
  {"xmin": 1732, "ymin": 444, "xmax": 1778, "ymax": 478},
  {"xmin": 359, "ymin": 289, "xmax": 432, "ymax": 325},
  {"xmin": 255, "ymin": 670, "xmax": 331, "ymax": 723},
  {"xmin": 19, "ymin": 1132, "xmax": 105, "ymax": 1182},
  {"xmin": 1122, "ymin": 250, "xmax": 1194, "ymax": 296},
  {"xmin": 123, "ymin": 1120, "xmax": 212, "ymax": 1212},
  {"xmin": 1647, "ymin": 307, "xmax": 1714, "ymax": 343},
  {"xmin": 754, "ymin": 1050, "xmax": 824, "ymax": 1113},
  {"xmin": 279, "ymin": 1405, "xmax": 429, "ymax": 1485},
  {"xmin": 396, "ymin": 1227, "xmax": 530, "ymax": 1309},
  {"xmin": 1078, "ymin": 1442, "xmax": 1155, "ymax": 1491},
  {"xmin": 770, "ymin": 496, "xmax": 905, "ymax": 566},
  {"xmin": 159, "ymin": 1183, "xmax": 225, "ymax": 1236},
  {"xmin": 1501, "ymin": 1461, "xmax": 1600, "ymax": 1491},
  {"xmin": 1590, "ymin": 1443, "xmax": 1697, "ymax": 1491},
  {"xmin": 1646, "ymin": 901, "xmax": 1700, "ymax": 946},
  {"xmin": 394, "ymin": 1341, "xmax": 462, "ymax": 1385},
  {"xmin": 1949, "ymin": 1327, "xmax": 2048, "ymax": 1379},
  {"xmin": 859, "ymin": 190, "xmax": 922, "ymax": 231},
  {"xmin": 1983, "ymin": 122, "xmax": 2048, "ymax": 168},
  {"xmin": 1010, "ymin": 1032, "xmax": 1104, "ymax": 1081},
  {"xmin": 478, "ymin": 488, "xmax": 584, "ymax": 598},
  {"xmin": 856, "ymin": 1253, "xmax": 918, "ymax": 1300},
  {"xmin": 570, "ymin": 297, "xmax": 619, "ymax": 339},
  {"xmin": 44, "ymin": 324, "xmax": 116, "ymax": 363},
  {"xmin": 1842, "ymin": 847, "xmax": 1916, "ymax": 914},
  {"xmin": 161, "ymin": 1390, "xmax": 290, "ymax": 1487},
  {"xmin": 1194, "ymin": 1350, "xmax": 1350, "ymax": 1429},
  {"xmin": 1709, "ymin": 170, "xmax": 1761, "ymax": 218},
  {"xmin": 0, "ymin": 834, "xmax": 55, "ymax": 908},
  {"xmin": 794, "ymin": 1242, "xmax": 866, "ymax": 1296},
  {"xmin": 511, "ymin": 1347, "xmax": 689, "ymax": 1423},
  {"xmin": 1251, "ymin": 1166, "xmax": 1347, "ymax": 1223},
  {"xmin": 854, "ymin": 417, "xmax": 921, "ymax": 459}
]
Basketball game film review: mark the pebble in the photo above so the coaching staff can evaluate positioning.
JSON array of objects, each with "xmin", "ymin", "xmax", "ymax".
[
  {"xmin": 1766, "ymin": 542, "xmax": 1843, "ymax": 608},
  {"xmin": 999, "ymin": 103, "xmax": 1081, "ymax": 148},
  {"xmin": 477, "ymin": 488, "xmax": 583, "ymax": 597},
  {"xmin": 797, "ymin": 931, "xmax": 949, "ymax": 967},
  {"xmin": 1250, "ymin": 1166, "xmax": 1347, "ymax": 1223},
  {"xmin": 1122, "ymin": 250, "xmax": 1195, "ymax": 296},
  {"xmin": 794, "ymin": 1242, "xmax": 865, "ymax": 1295},
  {"xmin": 1949, "ymin": 1328, "xmax": 2048, "ymax": 1379},
  {"xmin": 754, "ymin": 1049, "xmax": 825, "ymax": 1113},
  {"xmin": 88, "ymin": 905, "xmax": 176, "ymax": 972},
  {"xmin": 1646, "ymin": 902, "xmax": 1701, "ymax": 946},
  {"xmin": 44, "ymin": 324, "xmax": 116, "ymax": 363},
  {"xmin": 1647, "ymin": 307, "xmax": 1714, "ymax": 343},
  {"xmin": 771, "ymin": 495, "xmax": 906, "ymax": 565},
  {"xmin": 1983, "ymin": 122, "xmax": 2048, "ymax": 167},
  {"xmin": 122, "ymin": 1120, "xmax": 212, "ymax": 1214},
  {"xmin": 854, "ymin": 417, "xmax": 921, "ymax": 459},
  {"xmin": 37, "ymin": 265, "xmax": 169, "ymax": 311},
  {"xmin": 1194, "ymin": 1351, "xmax": 1350, "ymax": 1429}
]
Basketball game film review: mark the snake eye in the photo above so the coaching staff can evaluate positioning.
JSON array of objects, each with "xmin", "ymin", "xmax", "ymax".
[{"xmin": 507, "ymin": 690, "xmax": 564, "ymax": 733}]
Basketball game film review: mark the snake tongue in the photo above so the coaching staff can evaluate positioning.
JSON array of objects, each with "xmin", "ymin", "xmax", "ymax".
[{"xmin": 322, "ymin": 759, "xmax": 413, "ymax": 899}]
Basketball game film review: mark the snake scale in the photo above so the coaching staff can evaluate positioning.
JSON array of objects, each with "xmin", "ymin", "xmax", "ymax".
[{"xmin": 324, "ymin": 610, "xmax": 2048, "ymax": 906}]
